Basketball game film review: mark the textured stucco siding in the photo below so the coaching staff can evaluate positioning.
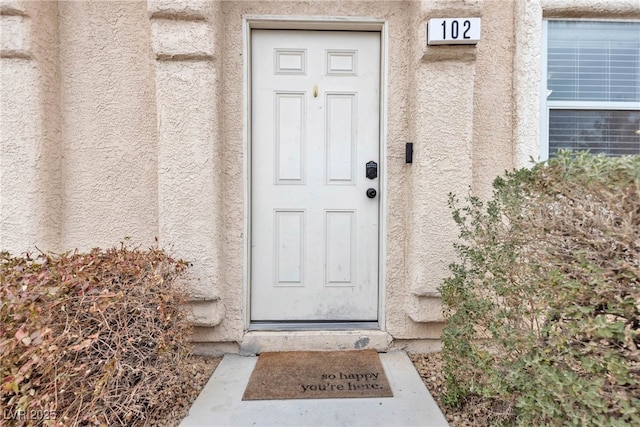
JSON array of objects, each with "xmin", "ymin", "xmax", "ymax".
[
  {"xmin": 472, "ymin": 0, "xmax": 516, "ymax": 198},
  {"xmin": 2, "ymin": 0, "xmax": 638, "ymax": 352},
  {"xmin": 57, "ymin": 1, "xmax": 158, "ymax": 249},
  {"xmin": 149, "ymin": 0, "xmax": 225, "ymax": 328},
  {"xmin": 1, "ymin": 0, "xmax": 61, "ymax": 252},
  {"xmin": 405, "ymin": 0, "xmax": 478, "ymax": 333}
]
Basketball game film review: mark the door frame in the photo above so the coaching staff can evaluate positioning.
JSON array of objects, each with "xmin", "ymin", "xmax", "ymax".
[{"xmin": 242, "ymin": 15, "xmax": 389, "ymax": 331}]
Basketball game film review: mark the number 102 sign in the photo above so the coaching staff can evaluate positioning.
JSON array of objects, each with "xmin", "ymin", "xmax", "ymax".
[{"xmin": 427, "ymin": 18, "xmax": 481, "ymax": 45}]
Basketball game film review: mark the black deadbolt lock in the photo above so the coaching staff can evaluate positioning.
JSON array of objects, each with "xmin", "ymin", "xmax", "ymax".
[{"xmin": 366, "ymin": 161, "xmax": 378, "ymax": 179}]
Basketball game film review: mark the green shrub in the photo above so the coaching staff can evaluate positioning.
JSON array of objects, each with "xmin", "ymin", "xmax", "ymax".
[
  {"xmin": 0, "ymin": 245, "xmax": 192, "ymax": 426},
  {"xmin": 440, "ymin": 151, "xmax": 640, "ymax": 426}
]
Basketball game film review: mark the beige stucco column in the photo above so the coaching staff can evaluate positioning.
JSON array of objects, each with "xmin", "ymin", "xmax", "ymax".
[
  {"xmin": 513, "ymin": 0, "xmax": 543, "ymax": 167},
  {"xmin": 401, "ymin": 0, "xmax": 482, "ymax": 340},
  {"xmin": 0, "ymin": 0, "xmax": 61, "ymax": 253},
  {"xmin": 148, "ymin": 0, "xmax": 226, "ymax": 336}
]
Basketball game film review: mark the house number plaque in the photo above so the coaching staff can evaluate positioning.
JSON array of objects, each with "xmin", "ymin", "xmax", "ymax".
[{"xmin": 427, "ymin": 18, "xmax": 481, "ymax": 45}]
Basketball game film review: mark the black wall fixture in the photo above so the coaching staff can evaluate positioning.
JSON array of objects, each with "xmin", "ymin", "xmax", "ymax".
[{"xmin": 406, "ymin": 142, "xmax": 414, "ymax": 164}]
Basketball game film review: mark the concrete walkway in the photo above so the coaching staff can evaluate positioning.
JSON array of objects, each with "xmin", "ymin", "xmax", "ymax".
[{"xmin": 180, "ymin": 351, "xmax": 449, "ymax": 427}]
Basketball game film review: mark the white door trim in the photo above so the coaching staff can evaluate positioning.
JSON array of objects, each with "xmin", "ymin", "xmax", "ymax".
[{"xmin": 242, "ymin": 15, "xmax": 389, "ymax": 332}]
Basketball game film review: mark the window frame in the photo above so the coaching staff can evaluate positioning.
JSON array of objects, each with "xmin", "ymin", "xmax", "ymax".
[{"xmin": 540, "ymin": 18, "xmax": 640, "ymax": 160}]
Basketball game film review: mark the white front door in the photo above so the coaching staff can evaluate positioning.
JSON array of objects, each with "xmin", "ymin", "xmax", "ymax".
[{"xmin": 251, "ymin": 30, "xmax": 380, "ymax": 322}]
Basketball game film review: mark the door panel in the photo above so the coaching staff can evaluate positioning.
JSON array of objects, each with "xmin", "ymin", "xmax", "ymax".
[{"xmin": 251, "ymin": 30, "xmax": 380, "ymax": 322}]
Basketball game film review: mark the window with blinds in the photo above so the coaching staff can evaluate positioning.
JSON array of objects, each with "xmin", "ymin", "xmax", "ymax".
[{"xmin": 543, "ymin": 20, "xmax": 640, "ymax": 158}]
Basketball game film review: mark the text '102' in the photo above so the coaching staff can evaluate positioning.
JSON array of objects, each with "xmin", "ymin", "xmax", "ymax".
[{"xmin": 427, "ymin": 18, "xmax": 481, "ymax": 46}]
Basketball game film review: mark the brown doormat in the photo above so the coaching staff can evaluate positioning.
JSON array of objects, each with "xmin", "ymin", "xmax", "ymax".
[{"xmin": 242, "ymin": 350, "xmax": 393, "ymax": 400}]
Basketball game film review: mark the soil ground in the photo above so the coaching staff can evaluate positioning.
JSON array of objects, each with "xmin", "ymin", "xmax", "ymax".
[
  {"xmin": 410, "ymin": 353, "xmax": 495, "ymax": 427},
  {"xmin": 150, "ymin": 355, "xmax": 222, "ymax": 427}
]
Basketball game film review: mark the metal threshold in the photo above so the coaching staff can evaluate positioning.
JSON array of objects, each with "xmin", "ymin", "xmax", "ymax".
[{"xmin": 248, "ymin": 321, "xmax": 380, "ymax": 331}]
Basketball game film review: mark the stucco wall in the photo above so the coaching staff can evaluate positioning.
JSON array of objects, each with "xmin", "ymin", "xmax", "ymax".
[
  {"xmin": 148, "ymin": 0, "xmax": 226, "ymax": 329},
  {"xmin": 184, "ymin": 0, "xmax": 518, "ymax": 346},
  {"xmin": 405, "ymin": 0, "xmax": 479, "ymax": 338},
  {"xmin": 1, "ymin": 0, "xmax": 61, "ymax": 252},
  {"xmin": 0, "ymin": 0, "xmax": 518, "ymax": 349},
  {"xmin": 57, "ymin": 1, "xmax": 159, "ymax": 249},
  {"xmin": 472, "ymin": 0, "xmax": 515, "ymax": 198},
  {"xmin": 3, "ymin": 0, "xmax": 637, "ymax": 352}
]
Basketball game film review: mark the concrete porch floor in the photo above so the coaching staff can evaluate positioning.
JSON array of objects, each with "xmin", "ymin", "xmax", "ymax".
[{"xmin": 180, "ymin": 351, "xmax": 449, "ymax": 426}]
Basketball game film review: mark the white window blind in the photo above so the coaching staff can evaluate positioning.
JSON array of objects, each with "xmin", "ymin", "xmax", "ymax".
[
  {"xmin": 548, "ymin": 21, "xmax": 640, "ymax": 102},
  {"xmin": 549, "ymin": 110, "xmax": 640, "ymax": 156},
  {"xmin": 544, "ymin": 20, "xmax": 640, "ymax": 158}
]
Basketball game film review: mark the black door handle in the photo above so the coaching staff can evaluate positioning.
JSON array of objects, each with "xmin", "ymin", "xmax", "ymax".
[{"xmin": 366, "ymin": 188, "xmax": 377, "ymax": 199}]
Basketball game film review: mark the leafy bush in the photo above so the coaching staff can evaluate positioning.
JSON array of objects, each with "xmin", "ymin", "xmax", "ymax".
[
  {"xmin": 1, "ymin": 245, "xmax": 192, "ymax": 426},
  {"xmin": 440, "ymin": 152, "xmax": 640, "ymax": 426}
]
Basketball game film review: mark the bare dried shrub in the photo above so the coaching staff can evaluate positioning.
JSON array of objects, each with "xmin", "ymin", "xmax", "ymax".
[
  {"xmin": 440, "ymin": 152, "xmax": 640, "ymax": 426},
  {"xmin": 1, "ymin": 245, "xmax": 192, "ymax": 426}
]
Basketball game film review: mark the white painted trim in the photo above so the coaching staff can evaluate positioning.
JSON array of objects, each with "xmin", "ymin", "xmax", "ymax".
[
  {"xmin": 544, "ymin": 17, "xmax": 640, "ymax": 23},
  {"xmin": 244, "ymin": 15, "xmax": 385, "ymax": 31},
  {"xmin": 378, "ymin": 21, "xmax": 389, "ymax": 332},
  {"xmin": 242, "ymin": 17, "xmax": 252, "ymax": 331},
  {"xmin": 540, "ymin": 20, "xmax": 550, "ymax": 161},
  {"xmin": 242, "ymin": 15, "xmax": 388, "ymax": 332},
  {"xmin": 547, "ymin": 102, "xmax": 640, "ymax": 110}
]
